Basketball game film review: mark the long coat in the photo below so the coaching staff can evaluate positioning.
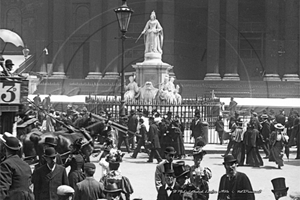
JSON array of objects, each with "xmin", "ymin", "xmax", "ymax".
[
  {"xmin": 0, "ymin": 155, "xmax": 34, "ymax": 200},
  {"xmin": 75, "ymin": 177, "xmax": 105, "ymax": 200},
  {"xmin": 149, "ymin": 123, "xmax": 161, "ymax": 149},
  {"xmin": 190, "ymin": 119, "xmax": 203, "ymax": 140},
  {"xmin": 217, "ymin": 172, "xmax": 255, "ymax": 200},
  {"xmin": 33, "ymin": 164, "xmax": 69, "ymax": 200}
]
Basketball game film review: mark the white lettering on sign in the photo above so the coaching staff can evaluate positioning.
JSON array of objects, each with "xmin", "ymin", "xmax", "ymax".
[{"xmin": 0, "ymin": 82, "xmax": 21, "ymax": 104}]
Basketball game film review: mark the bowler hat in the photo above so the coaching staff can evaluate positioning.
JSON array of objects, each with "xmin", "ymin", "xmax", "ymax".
[
  {"xmin": 44, "ymin": 137, "xmax": 57, "ymax": 146},
  {"xmin": 57, "ymin": 185, "xmax": 74, "ymax": 196},
  {"xmin": 271, "ymin": 177, "xmax": 289, "ymax": 192},
  {"xmin": 4, "ymin": 137, "xmax": 21, "ymax": 150},
  {"xmin": 223, "ymin": 155, "xmax": 237, "ymax": 164},
  {"xmin": 163, "ymin": 163, "xmax": 174, "ymax": 176},
  {"xmin": 164, "ymin": 146, "xmax": 176, "ymax": 155},
  {"xmin": 173, "ymin": 161, "xmax": 190, "ymax": 178},
  {"xmin": 5, "ymin": 59, "xmax": 14, "ymax": 66},
  {"xmin": 44, "ymin": 147, "xmax": 57, "ymax": 158},
  {"xmin": 104, "ymin": 182, "xmax": 122, "ymax": 193},
  {"xmin": 274, "ymin": 123, "xmax": 285, "ymax": 130}
]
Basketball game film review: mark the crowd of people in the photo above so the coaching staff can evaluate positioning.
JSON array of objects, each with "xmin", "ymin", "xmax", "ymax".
[{"xmin": 1, "ymin": 93, "xmax": 300, "ymax": 200}]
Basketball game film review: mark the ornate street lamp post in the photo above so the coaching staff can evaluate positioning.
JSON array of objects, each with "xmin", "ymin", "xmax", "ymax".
[{"xmin": 114, "ymin": 0, "xmax": 133, "ymax": 117}]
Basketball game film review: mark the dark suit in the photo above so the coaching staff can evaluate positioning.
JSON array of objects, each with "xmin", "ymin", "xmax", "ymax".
[
  {"xmin": 190, "ymin": 118, "xmax": 204, "ymax": 146},
  {"xmin": 0, "ymin": 155, "xmax": 34, "ymax": 200},
  {"xmin": 132, "ymin": 124, "xmax": 149, "ymax": 158},
  {"xmin": 75, "ymin": 177, "xmax": 105, "ymax": 200},
  {"xmin": 157, "ymin": 183, "xmax": 182, "ymax": 200},
  {"xmin": 148, "ymin": 123, "xmax": 162, "ymax": 162},
  {"xmin": 33, "ymin": 164, "xmax": 69, "ymax": 200},
  {"xmin": 128, "ymin": 114, "xmax": 138, "ymax": 149}
]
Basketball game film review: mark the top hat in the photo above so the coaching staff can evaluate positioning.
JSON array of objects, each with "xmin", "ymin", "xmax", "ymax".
[
  {"xmin": 173, "ymin": 161, "xmax": 190, "ymax": 178},
  {"xmin": 271, "ymin": 177, "xmax": 289, "ymax": 192},
  {"xmin": 3, "ymin": 137, "xmax": 21, "ymax": 150},
  {"xmin": 104, "ymin": 181, "xmax": 123, "ymax": 193},
  {"xmin": 57, "ymin": 185, "xmax": 74, "ymax": 196},
  {"xmin": 164, "ymin": 146, "xmax": 176, "ymax": 155},
  {"xmin": 223, "ymin": 155, "xmax": 237, "ymax": 164},
  {"xmin": 44, "ymin": 147, "xmax": 57, "ymax": 158},
  {"xmin": 163, "ymin": 163, "xmax": 174, "ymax": 175},
  {"xmin": 274, "ymin": 123, "xmax": 285, "ymax": 130},
  {"xmin": 44, "ymin": 137, "xmax": 57, "ymax": 146},
  {"xmin": 5, "ymin": 59, "xmax": 14, "ymax": 66}
]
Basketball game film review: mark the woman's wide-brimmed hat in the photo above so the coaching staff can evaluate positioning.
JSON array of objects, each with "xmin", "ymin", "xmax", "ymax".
[
  {"xmin": 274, "ymin": 123, "xmax": 285, "ymax": 130},
  {"xmin": 192, "ymin": 146, "xmax": 207, "ymax": 156}
]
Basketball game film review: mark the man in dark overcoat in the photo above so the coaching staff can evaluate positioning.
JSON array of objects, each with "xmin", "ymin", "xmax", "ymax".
[
  {"xmin": 131, "ymin": 118, "xmax": 150, "ymax": 158},
  {"xmin": 147, "ymin": 116, "xmax": 163, "ymax": 163},
  {"xmin": 260, "ymin": 114, "xmax": 271, "ymax": 158},
  {"xmin": 74, "ymin": 162, "xmax": 105, "ymax": 200},
  {"xmin": 127, "ymin": 109, "xmax": 138, "ymax": 150},
  {"xmin": 33, "ymin": 147, "xmax": 69, "ymax": 200},
  {"xmin": 190, "ymin": 111, "xmax": 204, "ymax": 147},
  {"xmin": 0, "ymin": 136, "xmax": 34, "ymax": 200}
]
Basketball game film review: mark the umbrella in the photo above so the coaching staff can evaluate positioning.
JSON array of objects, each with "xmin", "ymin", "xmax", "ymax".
[{"xmin": 0, "ymin": 29, "xmax": 24, "ymax": 48}]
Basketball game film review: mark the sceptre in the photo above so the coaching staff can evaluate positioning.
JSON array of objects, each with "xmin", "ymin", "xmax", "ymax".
[{"xmin": 135, "ymin": 32, "xmax": 144, "ymax": 43}]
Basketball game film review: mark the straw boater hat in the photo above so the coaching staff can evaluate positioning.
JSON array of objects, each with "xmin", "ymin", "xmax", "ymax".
[
  {"xmin": 274, "ymin": 123, "xmax": 285, "ymax": 130},
  {"xmin": 57, "ymin": 185, "xmax": 74, "ymax": 196}
]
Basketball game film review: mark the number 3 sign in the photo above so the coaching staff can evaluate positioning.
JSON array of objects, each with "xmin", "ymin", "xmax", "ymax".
[{"xmin": 0, "ymin": 82, "xmax": 21, "ymax": 104}]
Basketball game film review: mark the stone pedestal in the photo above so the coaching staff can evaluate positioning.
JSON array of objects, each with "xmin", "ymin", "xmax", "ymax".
[
  {"xmin": 204, "ymin": 73, "xmax": 222, "ymax": 80},
  {"xmin": 86, "ymin": 72, "xmax": 103, "ymax": 79},
  {"xmin": 263, "ymin": 74, "xmax": 281, "ymax": 81},
  {"xmin": 223, "ymin": 73, "xmax": 240, "ymax": 81},
  {"xmin": 282, "ymin": 74, "xmax": 299, "ymax": 81},
  {"xmin": 132, "ymin": 53, "xmax": 173, "ymax": 88},
  {"xmin": 102, "ymin": 72, "xmax": 119, "ymax": 79}
]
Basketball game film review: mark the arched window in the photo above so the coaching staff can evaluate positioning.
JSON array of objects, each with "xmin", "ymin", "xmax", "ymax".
[
  {"xmin": 74, "ymin": 5, "xmax": 90, "ymax": 35},
  {"xmin": 6, "ymin": 8, "xmax": 22, "ymax": 34}
]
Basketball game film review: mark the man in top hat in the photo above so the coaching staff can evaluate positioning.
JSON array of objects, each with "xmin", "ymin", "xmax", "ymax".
[
  {"xmin": 217, "ymin": 155, "xmax": 255, "ymax": 200},
  {"xmin": 127, "ymin": 109, "xmax": 138, "ymax": 150},
  {"xmin": 276, "ymin": 109, "xmax": 286, "ymax": 126},
  {"xmin": 0, "ymin": 137, "xmax": 34, "ymax": 200},
  {"xmin": 173, "ymin": 161, "xmax": 190, "ymax": 188},
  {"xmin": 155, "ymin": 146, "xmax": 176, "ymax": 191},
  {"xmin": 33, "ymin": 147, "xmax": 69, "ymax": 200},
  {"xmin": 74, "ymin": 162, "xmax": 105, "ymax": 200},
  {"xmin": 57, "ymin": 185, "xmax": 75, "ymax": 200},
  {"xmin": 271, "ymin": 177, "xmax": 289, "ymax": 200},
  {"xmin": 157, "ymin": 163, "xmax": 181, "ymax": 200}
]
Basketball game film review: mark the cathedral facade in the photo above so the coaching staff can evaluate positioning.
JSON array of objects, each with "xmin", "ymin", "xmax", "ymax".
[{"xmin": 1, "ymin": 0, "xmax": 300, "ymax": 96}]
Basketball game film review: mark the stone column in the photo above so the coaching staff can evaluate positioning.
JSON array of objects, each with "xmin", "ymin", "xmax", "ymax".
[
  {"xmin": 204, "ymin": 0, "xmax": 221, "ymax": 80},
  {"xmin": 86, "ymin": 0, "xmax": 102, "ymax": 79},
  {"xmin": 102, "ymin": 0, "xmax": 119, "ymax": 79},
  {"xmin": 282, "ymin": 0, "xmax": 299, "ymax": 81},
  {"xmin": 50, "ymin": 0, "xmax": 66, "ymax": 78},
  {"xmin": 223, "ymin": 0, "xmax": 240, "ymax": 81},
  {"xmin": 264, "ymin": 0, "xmax": 280, "ymax": 81}
]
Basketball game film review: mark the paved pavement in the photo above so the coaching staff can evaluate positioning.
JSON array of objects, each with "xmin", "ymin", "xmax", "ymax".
[{"xmin": 87, "ymin": 145, "xmax": 300, "ymax": 200}]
